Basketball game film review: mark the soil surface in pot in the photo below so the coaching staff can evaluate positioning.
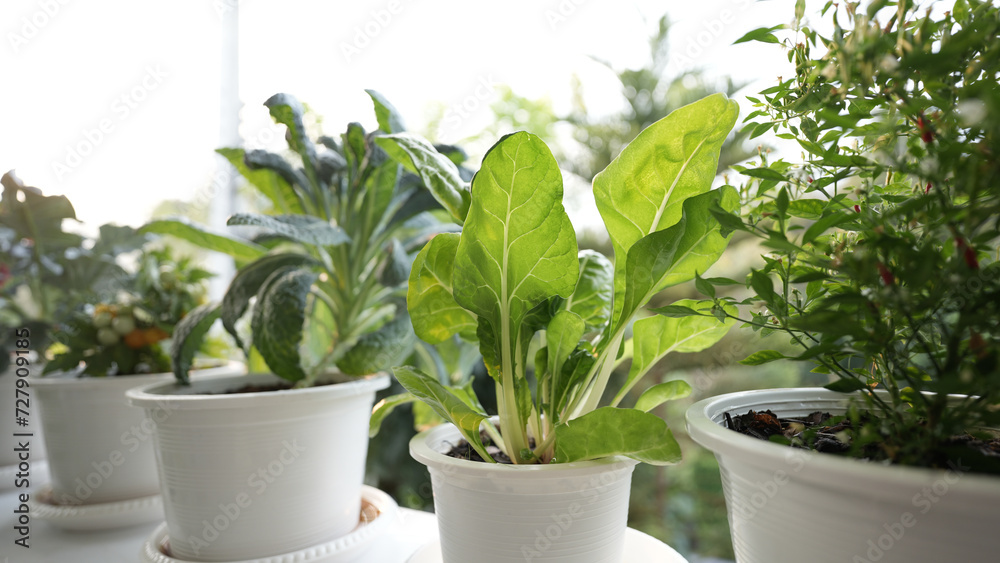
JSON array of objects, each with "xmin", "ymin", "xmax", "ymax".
[
  {"xmin": 725, "ymin": 409, "xmax": 1000, "ymax": 471},
  {"xmin": 445, "ymin": 431, "xmax": 535, "ymax": 464}
]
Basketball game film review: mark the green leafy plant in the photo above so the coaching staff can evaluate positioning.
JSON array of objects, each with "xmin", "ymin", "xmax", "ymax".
[
  {"xmin": 703, "ymin": 0, "xmax": 1000, "ymax": 472},
  {"xmin": 388, "ymin": 94, "xmax": 740, "ymax": 464},
  {"xmin": 1, "ymin": 171, "xmax": 142, "ymax": 371},
  {"xmin": 42, "ymin": 247, "xmax": 212, "ymax": 377},
  {"xmin": 147, "ymin": 91, "xmax": 466, "ymax": 385}
]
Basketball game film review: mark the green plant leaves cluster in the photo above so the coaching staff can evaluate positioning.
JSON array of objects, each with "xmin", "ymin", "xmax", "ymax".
[
  {"xmin": 150, "ymin": 91, "xmax": 462, "ymax": 385},
  {"xmin": 390, "ymin": 94, "xmax": 740, "ymax": 465}
]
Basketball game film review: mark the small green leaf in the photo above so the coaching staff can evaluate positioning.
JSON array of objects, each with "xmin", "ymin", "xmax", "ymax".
[
  {"xmin": 738, "ymin": 350, "xmax": 789, "ymax": 365},
  {"xmin": 802, "ymin": 211, "xmax": 854, "ymax": 244},
  {"xmin": 375, "ymin": 133, "xmax": 471, "ymax": 223},
  {"xmin": 366, "ymin": 89, "xmax": 405, "ymax": 133},
  {"xmin": 649, "ymin": 304, "xmax": 705, "ymax": 318},
  {"xmin": 227, "ymin": 213, "xmax": 350, "ymax": 247},
  {"xmin": 554, "ymin": 407, "xmax": 682, "ymax": 465},
  {"xmin": 392, "ymin": 366, "xmax": 492, "ymax": 461},
  {"xmin": 369, "ymin": 393, "xmax": 416, "ymax": 438},
  {"xmin": 563, "ymin": 250, "xmax": 614, "ymax": 332},
  {"xmin": 406, "ymin": 233, "xmax": 477, "ymax": 344},
  {"xmin": 733, "ymin": 25, "xmax": 785, "ymax": 45},
  {"xmin": 170, "ymin": 303, "xmax": 221, "ymax": 385},
  {"xmin": 824, "ymin": 378, "xmax": 868, "ymax": 393},
  {"xmin": 742, "ymin": 167, "xmax": 788, "ymax": 181},
  {"xmin": 337, "ymin": 313, "xmax": 416, "ymax": 376},
  {"xmin": 141, "ymin": 218, "xmax": 266, "ymax": 263},
  {"xmin": 694, "ymin": 272, "xmax": 716, "ymax": 298},
  {"xmin": 634, "ymin": 381, "xmax": 693, "ymax": 412}
]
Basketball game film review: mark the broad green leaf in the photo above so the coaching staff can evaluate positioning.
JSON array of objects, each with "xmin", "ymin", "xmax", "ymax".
[
  {"xmin": 375, "ymin": 133, "xmax": 471, "ymax": 222},
  {"xmin": 362, "ymin": 156, "xmax": 400, "ymax": 238},
  {"xmin": 369, "ymin": 392, "xmax": 416, "ymax": 438},
  {"xmin": 251, "ymin": 268, "xmax": 318, "ymax": 382},
  {"xmin": 612, "ymin": 299, "xmax": 734, "ymax": 405},
  {"xmin": 366, "ymin": 89, "xmax": 405, "ymax": 133},
  {"xmin": 338, "ymin": 313, "xmax": 416, "ymax": 376},
  {"xmin": 453, "ymin": 131, "xmax": 579, "ymax": 462},
  {"xmin": 220, "ymin": 147, "xmax": 304, "ymax": 214},
  {"xmin": 615, "ymin": 187, "xmax": 739, "ymax": 331},
  {"xmin": 733, "ymin": 25, "xmax": 785, "ymax": 45},
  {"xmin": 554, "ymin": 407, "xmax": 682, "ymax": 465},
  {"xmin": 453, "ymin": 131, "xmax": 578, "ymax": 334},
  {"xmin": 392, "ymin": 366, "xmax": 492, "ymax": 461},
  {"xmin": 739, "ymin": 350, "xmax": 789, "ymax": 365},
  {"xmin": 141, "ymin": 218, "xmax": 266, "ymax": 263},
  {"xmin": 377, "ymin": 238, "xmax": 411, "ymax": 287},
  {"xmin": 594, "ymin": 93, "xmax": 738, "ymax": 323},
  {"xmin": 220, "ymin": 254, "xmax": 318, "ymax": 352},
  {"xmin": 227, "ymin": 213, "xmax": 349, "ymax": 247},
  {"xmin": 170, "ymin": 303, "xmax": 221, "ymax": 385},
  {"xmin": 634, "ymin": 380, "xmax": 693, "ymax": 412},
  {"xmin": 406, "ymin": 233, "xmax": 477, "ymax": 344},
  {"xmin": 562, "ymin": 250, "xmax": 613, "ymax": 332}
]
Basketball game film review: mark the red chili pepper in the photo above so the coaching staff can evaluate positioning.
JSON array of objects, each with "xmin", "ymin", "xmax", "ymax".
[
  {"xmin": 854, "ymin": 204, "xmax": 862, "ymax": 213},
  {"xmin": 917, "ymin": 115, "xmax": 934, "ymax": 143},
  {"xmin": 955, "ymin": 237, "xmax": 980, "ymax": 270},
  {"xmin": 807, "ymin": 177, "xmax": 814, "ymax": 183},
  {"xmin": 877, "ymin": 262, "xmax": 894, "ymax": 286},
  {"xmin": 925, "ymin": 183, "xmax": 932, "ymax": 194},
  {"xmin": 0, "ymin": 263, "xmax": 10, "ymax": 289}
]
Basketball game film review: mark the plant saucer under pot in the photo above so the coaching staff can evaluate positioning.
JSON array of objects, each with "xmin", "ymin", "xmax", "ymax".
[
  {"xmin": 685, "ymin": 388, "xmax": 1000, "ymax": 563},
  {"xmin": 127, "ymin": 371, "xmax": 389, "ymax": 562}
]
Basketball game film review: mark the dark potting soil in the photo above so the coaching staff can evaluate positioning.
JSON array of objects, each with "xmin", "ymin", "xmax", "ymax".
[
  {"xmin": 444, "ymin": 430, "xmax": 535, "ymax": 464},
  {"xmin": 726, "ymin": 409, "xmax": 1000, "ymax": 463}
]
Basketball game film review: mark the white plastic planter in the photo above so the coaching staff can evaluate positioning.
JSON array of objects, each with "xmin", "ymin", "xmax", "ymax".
[
  {"xmin": 31, "ymin": 363, "xmax": 242, "ymax": 505},
  {"xmin": 410, "ymin": 422, "xmax": 639, "ymax": 563},
  {"xmin": 127, "ymin": 372, "xmax": 389, "ymax": 562},
  {"xmin": 686, "ymin": 388, "xmax": 1000, "ymax": 563}
]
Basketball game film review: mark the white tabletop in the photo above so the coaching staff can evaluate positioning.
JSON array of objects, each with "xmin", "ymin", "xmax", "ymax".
[{"xmin": 0, "ymin": 465, "xmax": 437, "ymax": 563}]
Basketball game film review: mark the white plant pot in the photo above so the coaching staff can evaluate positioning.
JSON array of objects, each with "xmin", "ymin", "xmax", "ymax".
[
  {"xmin": 31, "ymin": 363, "xmax": 243, "ymax": 505},
  {"xmin": 410, "ymin": 422, "xmax": 639, "ymax": 563},
  {"xmin": 126, "ymin": 372, "xmax": 389, "ymax": 562},
  {"xmin": 1, "ymin": 364, "xmax": 45, "ymax": 467},
  {"xmin": 686, "ymin": 388, "xmax": 1000, "ymax": 563}
]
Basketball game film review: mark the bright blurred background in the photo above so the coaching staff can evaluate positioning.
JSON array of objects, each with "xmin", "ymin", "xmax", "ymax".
[{"xmin": 1, "ymin": 1, "xmax": 833, "ymax": 560}]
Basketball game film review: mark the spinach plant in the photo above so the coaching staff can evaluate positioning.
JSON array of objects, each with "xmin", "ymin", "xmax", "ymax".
[
  {"xmin": 146, "ymin": 91, "xmax": 463, "ymax": 386},
  {"xmin": 387, "ymin": 94, "xmax": 740, "ymax": 464}
]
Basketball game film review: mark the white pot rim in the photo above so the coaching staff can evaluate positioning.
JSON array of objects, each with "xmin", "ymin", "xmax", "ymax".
[
  {"xmin": 686, "ymin": 387, "xmax": 1000, "ymax": 490},
  {"xmin": 29, "ymin": 361, "xmax": 244, "ymax": 389},
  {"xmin": 127, "ymin": 371, "xmax": 389, "ymax": 410},
  {"xmin": 410, "ymin": 421, "xmax": 638, "ymax": 478}
]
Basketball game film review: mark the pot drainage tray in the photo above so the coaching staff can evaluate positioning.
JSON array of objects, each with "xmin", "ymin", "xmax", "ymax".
[
  {"xmin": 140, "ymin": 485, "xmax": 398, "ymax": 563},
  {"xmin": 407, "ymin": 527, "xmax": 689, "ymax": 563},
  {"xmin": 27, "ymin": 484, "xmax": 163, "ymax": 531}
]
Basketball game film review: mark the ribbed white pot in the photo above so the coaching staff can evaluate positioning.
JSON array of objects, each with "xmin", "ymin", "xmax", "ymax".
[
  {"xmin": 30, "ymin": 363, "xmax": 242, "ymax": 505},
  {"xmin": 2, "ymin": 364, "xmax": 46, "ymax": 467},
  {"xmin": 127, "ymin": 372, "xmax": 389, "ymax": 562},
  {"xmin": 686, "ymin": 388, "xmax": 1000, "ymax": 563},
  {"xmin": 410, "ymin": 423, "xmax": 639, "ymax": 563}
]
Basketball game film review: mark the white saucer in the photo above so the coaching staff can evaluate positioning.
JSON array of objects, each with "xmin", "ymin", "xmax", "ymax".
[
  {"xmin": 139, "ymin": 485, "xmax": 398, "ymax": 563},
  {"xmin": 407, "ymin": 527, "xmax": 689, "ymax": 562},
  {"xmin": 0, "ymin": 459, "xmax": 47, "ymax": 490},
  {"xmin": 27, "ymin": 484, "xmax": 163, "ymax": 531}
]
